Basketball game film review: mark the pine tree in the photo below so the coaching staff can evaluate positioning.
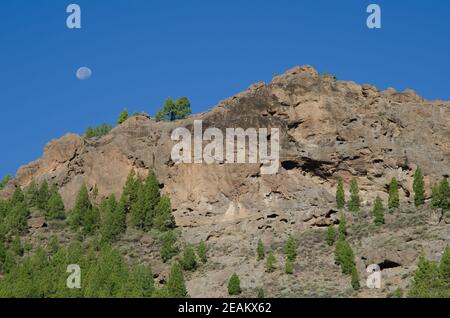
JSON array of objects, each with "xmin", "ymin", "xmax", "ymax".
[
  {"xmin": 265, "ymin": 252, "xmax": 277, "ymax": 273},
  {"xmin": 160, "ymin": 231, "xmax": 179, "ymax": 262},
  {"xmin": 431, "ymin": 184, "xmax": 440, "ymax": 208},
  {"xmin": 101, "ymin": 195, "xmax": 126, "ymax": 242},
  {"xmin": 284, "ymin": 235, "xmax": 297, "ymax": 261},
  {"xmin": 154, "ymin": 195, "xmax": 175, "ymax": 231},
  {"xmin": 336, "ymin": 177, "xmax": 345, "ymax": 209},
  {"xmin": 25, "ymin": 180, "xmax": 39, "ymax": 207},
  {"xmin": 338, "ymin": 215, "xmax": 347, "ymax": 241},
  {"xmin": 227, "ymin": 273, "xmax": 241, "ymax": 296},
  {"xmin": 413, "ymin": 167, "xmax": 425, "ymax": 207},
  {"xmin": 69, "ymin": 185, "xmax": 92, "ymax": 231},
  {"xmin": 256, "ymin": 239, "xmax": 265, "ymax": 261},
  {"xmin": 142, "ymin": 171, "xmax": 161, "ymax": 231},
  {"xmin": 123, "ymin": 170, "xmax": 139, "ymax": 207},
  {"xmin": 37, "ymin": 181, "xmax": 50, "ymax": 211},
  {"xmin": 117, "ymin": 109, "xmax": 129, "ymax": 125},
  {"xmin": 388, "ymin": 177, "xmax": 400, "ymax": 210},
  {"xmin": 436, "ymin": 178, "xmax": 450, "ymax": 209},
  {"xmin": 181, "ymin": 245, "xmax": 197, "ymax": 271},
  {"xmin": 351, "ymin": 267, "xmax": 360, "ymax": 290},
  {"xmin": 46, "ymin": 186, "xmax": 66, "ymax": 220},
  {"xmin": 335, "ymin": 240, "xmax": 356, "ymax": 275},
  {"xmin": 197, "ymin": 241, "xmax": 207, "ymax": 263},
  {"xmin": 10, "ymin": 187, "xmax": 25, "ymax": 206},
  {"xmin": 326, "ymin": 225, "xmax": 337, "ymax": 246},
  {"xmin": 348, "ymin": 178, "xmax": 360, "ymax": 212},
  {"xmin": 155, "ymin": 97, "xmax": 192, "ymax": 122},
  {"xmin": 440, "ymin": 246, "xmax": 450, "ymax": 283},
  {"xmin": 167, "ymin": 262, "xmax": 188, "ymax": 298},
  {"xmin": 130, "ymin": 183, "xmax": 147, "ymax": 230},
  {"xmin": 373, "ymin": 196, "xmax": 385, "ymax": 226},
  {"xmin": 408, "ymin": 256, "xmax": 447, "ymax": 298},
  {"xmin": 284, "ymin": 259, "xmax": 294, "ymax": 274}
]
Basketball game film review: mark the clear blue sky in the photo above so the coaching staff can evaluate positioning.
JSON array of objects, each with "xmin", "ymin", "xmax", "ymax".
[{"xmin": 1, "ymin": 0, "xmax": 449, "ymax": 178}]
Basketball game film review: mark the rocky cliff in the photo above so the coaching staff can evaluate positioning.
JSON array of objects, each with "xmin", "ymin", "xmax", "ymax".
[{"xmin": 2, "ymin": 65, "xmax": 449, "ymax": 297}]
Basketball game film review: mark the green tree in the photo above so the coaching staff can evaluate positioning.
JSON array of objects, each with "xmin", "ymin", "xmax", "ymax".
[
  {"xmin": 123, "ymin": 170, "xmax": 139, "ymax": 207},
  {"xmin": 265, "ymin": 252, "xmax": 277, "ymax": 273},
  {"xmin": 335, "ymin": 240, "xmax": 356, "ymax": 275},
  {"xmin": 117, "ymin": 109, "xmax": 129, "ymax": 125},
  {"xmin": 197, "ymin": 241, "xmax": 207, "ymax": 263},
  {"xmin": 46, "ymin": 186, "xmax": 66, "ymax": 220},
  {"xmin": 388, "ymin": 177, "xmax": 400, "ymax": 210},
  {"xmin": 37, "ymin": 181, "xmax": 50, "ymax": 211},
  {"xmin": 160, "ymin": 231, "xmax": 179, "ymax": 262},
  {"xmin": 338, "ymin": 215, "xmax": 347, "ymax": 241},
  {"xmin": 11, "ymin": 186, "xmax": 25, "ymax": 206},
  {"xmin": 434, "ymin": 178, "xmax": 450, "ymax": 209},
  {"xmin": 131, "ymin": 171, "xmax": 161, "ymax": 231},
  {"xmin": 69, "ymin": 185, "xmax": 92, "ymax": 231},
  {"xmin": 100, "ymin": 195, "xmax": 126, "ymax": 243},
  {"xmin": 284, "ymin": 259, "xmax": 294, "ymax": 274},
  {"xmin": 413, "ymin": 167, "xmax": 425, "ymax": 207},
  {"xmin": 348, "ymin": 178, "xmax": 360, "ymax": 212},
  {"xmin": 25, "ymin": 180, "xmax": 39, "ymax": 207},
  {"xmin": 256, "ymin": 239, "xmax": 265, "ymax": 261},
  {"xmin": 440, "ymin": 246, "xmax": 450, "ymax": 284},
  {"xmin": 155, "ymin": 97, "xmax": 192, "ymax": 122},
  {"xmin": 336, "ymin": 177, "xmax": 345, "ymax": 209},
  {"xmin": 167, "ymin": 262, "xmax": 188, "ymax": 298},
  {"xmin": 227, "ymin": 273, "xmax": 241, "ymax": 296},
  {"xmin": 408, "ymin": 256, "xmax": 447, "ymax": 298},
  {"xmin": 181, "ymin": 245, "xmax": 197, "ymax": 271},
  {"xmin": 373, "ymin": 196, "xmax": 385, "ymax": 226},
  {"xmin": 284, "ymin": 235, "xmax": 297, "ymax": 261},
  {"xmin": 154, "ymin": 195, "xmax": 175, "ymax": 231},
  {"xmin": 126, "ymin": 265, "xmax": 155, "ymax": 298},
  {"xmin": 326, "ymin": 225, "xmax": 337, "ymax": 246}
]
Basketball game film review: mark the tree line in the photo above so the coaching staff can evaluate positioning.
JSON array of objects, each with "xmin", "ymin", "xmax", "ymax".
[{"xmin": 83, "ymin": 97, "xmax": 192, "ymax": 139}]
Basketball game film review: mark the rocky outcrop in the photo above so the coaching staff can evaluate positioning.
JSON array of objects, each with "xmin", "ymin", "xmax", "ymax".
[
  {"xmin": 8, "ymin": 66, "xmax": 449, "ymax": 232},
  {"xmin": 4, "ymin": 66, "xmax": 450, "ymax": 296}
]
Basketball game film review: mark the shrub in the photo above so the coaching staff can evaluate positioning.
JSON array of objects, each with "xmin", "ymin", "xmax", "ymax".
[
  {"xmin": 256, "ymin": 239, "xmax": 265, "ymax": 261},
  {"xmin": 197, "ymin": 241, "xmax": 207, "ymax": 263},
  {"xmin": 284, "ymin": 235, "xmax": 297, "ymax": 261},
  {"xmin": 227, "ymin": 273, "xmax": 241, "ymax": 296},
  {"xmin": 265, "ymin": 252, "xmax": 277, "ymax": 273},
  {"xmin": 181, "ymin": 245, "xmax": 197, "ymax": 271}
]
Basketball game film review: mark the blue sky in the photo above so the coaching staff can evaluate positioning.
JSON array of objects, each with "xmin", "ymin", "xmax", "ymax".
[{"xmin": 1, "ymin": 0, "xmax": 449, "ymax": 178}]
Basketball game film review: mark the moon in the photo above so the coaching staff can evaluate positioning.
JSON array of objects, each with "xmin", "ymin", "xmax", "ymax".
[{"xmin": 76, "ymin": 67, "xmax": 92, "ymax": 80}]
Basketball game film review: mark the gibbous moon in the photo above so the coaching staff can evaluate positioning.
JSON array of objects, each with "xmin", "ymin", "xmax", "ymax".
[{"xmin": 76, "ymin": 67, "xmax": 92, "ymax": 80}]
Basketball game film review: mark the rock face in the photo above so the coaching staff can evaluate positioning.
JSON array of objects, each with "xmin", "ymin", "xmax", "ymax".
[
  {"xmin": 4, "ymin": 65, "xmax": 450, "ymax": 297},
  {"xmin": 11, "ymin": 65, "xmax": 450, "ymax": 226}
]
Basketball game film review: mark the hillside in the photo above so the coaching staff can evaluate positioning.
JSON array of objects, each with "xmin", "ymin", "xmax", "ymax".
[{"xmin": 0, "ymin": 65, "xmax": 449, "ymax": 298}]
